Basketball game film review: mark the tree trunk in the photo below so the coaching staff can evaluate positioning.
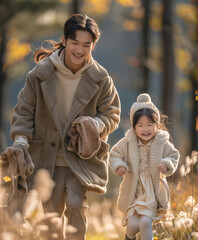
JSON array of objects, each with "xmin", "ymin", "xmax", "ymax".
[
  {"xmin": 192, "ymin": 77, "xmax": 198, "ymax": 150},
  {"xmin": 141, "ymin": 0, "xmax": 150, "ymax": 92},
  {"xmin": 162, "ymin": 0, "xmax": 175, "ymax": 134},
  {"xmin": 72, "ymin": 0, "xmax": 81, "ymax": 13},
  {"xmin": 0, "ymin": 29, "xmax": 6, "ymax": 152}
]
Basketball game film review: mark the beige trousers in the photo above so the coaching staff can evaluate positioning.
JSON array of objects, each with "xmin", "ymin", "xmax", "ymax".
[{"xmin": 50, "ymin": 166, "xmax": 88, "ymax": 240}]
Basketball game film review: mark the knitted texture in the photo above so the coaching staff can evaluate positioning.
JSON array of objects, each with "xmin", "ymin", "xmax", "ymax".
[{"xmin": 130, "ymin": 93, "xmax": 160, "ymax": 124}]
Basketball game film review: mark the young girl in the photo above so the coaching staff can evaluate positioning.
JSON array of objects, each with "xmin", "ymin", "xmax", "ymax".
[{"xmin": 109, "ymin": 93, "xmax": 180, "ymax": 240}]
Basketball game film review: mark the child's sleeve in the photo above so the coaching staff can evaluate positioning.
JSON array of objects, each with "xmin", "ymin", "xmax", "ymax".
[
  {"xmin": 161, "ymin": 141, "xmax": 180, "ymax": 176},
  {"xmin": 109, "ymin": 139, "xmax": 129, "ymax": 174}
]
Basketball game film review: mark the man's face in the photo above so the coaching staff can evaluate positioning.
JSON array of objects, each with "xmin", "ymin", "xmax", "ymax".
[{"xmin": 64, "ymin": 30, "xmax": 95, "ymax": 73}]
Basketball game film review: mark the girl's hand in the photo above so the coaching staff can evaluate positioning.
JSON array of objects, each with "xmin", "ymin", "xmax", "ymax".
[
  {"xmin": 158, "ymin": 163, "xmax": 168, "ymax": 173},
  {"xmin": 116, "ymin": 167, "xmax": 127, "ymax": 176}
]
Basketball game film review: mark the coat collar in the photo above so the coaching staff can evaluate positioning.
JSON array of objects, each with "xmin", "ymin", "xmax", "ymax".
[
  {"xmin": 125, "ymin": 128, "xmax": 170, "ymax": 144},
  {"xmin": 36, "ymin": 57, "xmax": 106, "ymax": 134},
  {"xmin": 125, "ymin": 128, "xmax": 170, "ymax": 181},
  {"xmin": 33, "ymin": 57, "xmax": 108, "ymax": 83}
]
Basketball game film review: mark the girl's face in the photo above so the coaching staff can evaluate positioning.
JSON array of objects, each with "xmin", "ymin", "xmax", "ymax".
[
  {"xmin": 63, "ymin": 30, "xmax": 95, "ymax": 73},
  {"xmin": 134, "ymin": 115, "xmax": 158, "ymax": 144}
]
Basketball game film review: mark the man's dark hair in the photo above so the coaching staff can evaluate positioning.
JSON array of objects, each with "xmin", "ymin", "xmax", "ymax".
[
  {"xmin": 63, "ymin": 14, "xmax": 100, "ymax": 43},
  {"xmin": 34, "ymin": 14, "xmax": 100, "ymax": 63}
]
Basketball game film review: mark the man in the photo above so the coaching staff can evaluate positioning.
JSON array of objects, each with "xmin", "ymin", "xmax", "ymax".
[{"xmin": 9, "ymin": 14, "xmax": 120, "ymax": 239}]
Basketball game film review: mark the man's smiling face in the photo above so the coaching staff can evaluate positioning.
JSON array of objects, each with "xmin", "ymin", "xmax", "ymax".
[{"xmin": 64, "ymin": 30, "xmax": 95, "ymax": 73}]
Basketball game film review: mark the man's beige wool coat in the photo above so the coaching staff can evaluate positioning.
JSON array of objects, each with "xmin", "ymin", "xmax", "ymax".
[
  {"xmin": 110, "ymin": 129, "xmax": 179, "ymax": 216},
  {"xmin": 10, "ymin": 57, "xmax": 120, "ymax": 193}
]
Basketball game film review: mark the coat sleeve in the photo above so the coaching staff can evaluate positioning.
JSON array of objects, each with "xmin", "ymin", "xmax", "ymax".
[
  {"xmin": 10, "ymin": 71, "xmax": 37, "ymax": 141},
  {"xmin": 161, "ymin": 141, "xmax": 180, "ymax": 176},
  {"xmin": 96, "ymin": 76, "xmax": 121, "ymax": 139},
  {"xmin": 109, "ymin": 138, "xmax": 129, "ymax": 174}
]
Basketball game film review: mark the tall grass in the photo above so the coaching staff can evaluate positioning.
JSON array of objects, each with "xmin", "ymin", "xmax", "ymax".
[{"xmin": 0, "ymin": 151, "xmax": 198, "ymax": 239}]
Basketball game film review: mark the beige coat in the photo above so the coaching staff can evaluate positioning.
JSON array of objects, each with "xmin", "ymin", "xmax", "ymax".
[
  {"xmin": 10, "ymin": 57, "xmax": 120, "ymax": 193},
  {"xmin": 110, "ymin": 129, "xmax": 179, "ymax": 214}
]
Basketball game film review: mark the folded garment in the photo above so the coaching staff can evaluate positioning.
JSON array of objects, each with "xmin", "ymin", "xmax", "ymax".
[
  {"xmin": 67, "ymin": 116, "xmax": 109, "ymax": 160},
  {"xmin": 0, "ymin": 144, "xmax": 34, "ymax": 209}
]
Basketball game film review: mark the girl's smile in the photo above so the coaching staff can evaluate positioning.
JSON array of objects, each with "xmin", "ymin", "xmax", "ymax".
[{"xmin": 134, "ymin": 115, "xmax": 157, "ymax": 144}]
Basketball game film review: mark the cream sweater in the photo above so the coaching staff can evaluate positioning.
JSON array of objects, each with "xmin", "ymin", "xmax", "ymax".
[
  {"xmin": 49, "ymin": 50, "xmax": 93, "ymax": 166},
  {"xmin": 109, "ymin": 128, "xmax": 180, "ymax": 221}
]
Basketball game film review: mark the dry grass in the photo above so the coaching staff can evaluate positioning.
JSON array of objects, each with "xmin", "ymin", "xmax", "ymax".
[{"xmin": 0, "ymin": 151, "xmax": 198, "ymax": 240}]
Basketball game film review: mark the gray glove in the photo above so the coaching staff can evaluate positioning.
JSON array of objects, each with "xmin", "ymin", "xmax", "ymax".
[{"xmin": 0, "ymin": 144, "xmax": 34, "ymax": 179}]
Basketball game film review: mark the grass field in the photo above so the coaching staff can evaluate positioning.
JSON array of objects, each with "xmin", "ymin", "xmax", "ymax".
[{"xmin": 0, "ymin": 151, "xmax": 198, "ymax": 239}]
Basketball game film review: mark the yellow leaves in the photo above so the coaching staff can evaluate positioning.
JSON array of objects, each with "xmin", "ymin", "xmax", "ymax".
[
  {"xmin": 83, "ymin": 0, "xmax": 111, "ymax": 16},
  {"xmin": 175, "ymin": 48, "xmax": 192, "ymax": 71},
  {"xmin": 172, "ymin": 202, "xmax": 177, "ymax": 209},
  {"xmin": 0, "ymin": 176, "xmax": 11, "ymax": 184},
  {"xmin": 195, "ymin": 90, "xmax": 198, "ymax": 101},
  {"xmin": 149, "ymin": 2, "xmax": 163, "ymax": 32},
  {"xmin": 177, "ymin": 78, "xmax": 192, "ymax": 92},
  {"xmin": 59, "ymin": 0, "xmax": 71, "ymax": 2},
  {"xmin": 87, "ymin": 234, "xmax": 105, "ymax": 240},
  {"xmin": 123, "ymin": 7, "xmax": 145, "ymax": 31},
  {"xmin": 175, "ymin": 4, "xmax": 197, "ymax": 24},
  {"xmin": 149, "ymin": 17, "xmax": 162, "ymax": 31},
  {"xmin": 122, "ymin": 20, "xmax": 141, "ymax": 31},
  {"xmin": 3, "ymin": 176, "xmax": 11, "ymax": 182},
  {"xmin": 116, "ymin": 0, "xmax": 141, "ymax": 7},
  {"xmin": 5, "ymin": 37, "xmax": 30, "ymax": 67}
]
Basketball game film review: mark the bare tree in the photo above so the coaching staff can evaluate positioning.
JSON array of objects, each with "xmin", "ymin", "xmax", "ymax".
[
  {"xmin": 141, "ymin": 0, "xmax": 150, "ymax": 93},
  {"xmin": 72, "ymin": 0, "xmax": 82, "ymax": 13},
  {"xmin": 162, "ymin": 0, "xmax": 175, "ymax": 130}
]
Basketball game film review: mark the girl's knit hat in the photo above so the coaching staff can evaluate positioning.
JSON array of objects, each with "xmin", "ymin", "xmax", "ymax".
[{"xmin": 130, "ymin": 93, "xmax": 160, "ymax": 124}]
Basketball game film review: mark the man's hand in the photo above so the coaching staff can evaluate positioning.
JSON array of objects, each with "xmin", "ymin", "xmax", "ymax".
[{"xmin": 116, "ymin": 166, "xmax": 127, "ymax": 176}]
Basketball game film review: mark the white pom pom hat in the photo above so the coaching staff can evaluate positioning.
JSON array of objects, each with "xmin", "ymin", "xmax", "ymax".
[{"xmin": 130, "ymin": 93, "xmax": 160, "ymax": 124}]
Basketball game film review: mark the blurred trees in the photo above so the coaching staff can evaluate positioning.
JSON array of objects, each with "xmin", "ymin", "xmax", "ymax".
[
  {"xmin": 0, "ymin": 0, "xmax": 60, "ymax": 151},
  {"xmin": 0, "ymin": 0, "xmax": 197, "ymax": 152},
  {"xmin": 117, "ymin": 0, "xmax": 197, "ymax": 150},
  {"xmin": 162, "ymin": 0, "xmax": 175, "ymax": 125},
  {"xmin": 174, "ymin": 3, "xmax": 198, "ymax": 150}
]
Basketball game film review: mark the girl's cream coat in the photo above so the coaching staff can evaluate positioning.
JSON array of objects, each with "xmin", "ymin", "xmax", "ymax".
[
  {"xmin": 110, "ymin": 129, "xmax": 179, "ymax": 216},
  {"xmin": 10, "ymin": 57, "xmax": 120, "ymax": 193}
]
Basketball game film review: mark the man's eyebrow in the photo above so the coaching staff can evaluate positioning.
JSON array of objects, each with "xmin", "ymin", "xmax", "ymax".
[{"xmin": 72, "ymin": 39, "xmax": 92, "ymax": 44}]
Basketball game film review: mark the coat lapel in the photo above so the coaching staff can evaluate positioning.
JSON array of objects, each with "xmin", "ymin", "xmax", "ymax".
[
  {"xmin": 41, "ymin": 74, "xmax": 57, "ymax": 116},
  {"xmin": 40, "ymin": 68, "xmax": 99, "ymax": 135},
  {"xmin": 127, "ymin": 130, "xmax": 140, "ymax": 177},
  {"xmin": 63, "ymin": 72, "xmax": 99, "ymax": 134},
  {"xmin": 150, "ymin": 134, "xmax": 164, "ymax": 185}
]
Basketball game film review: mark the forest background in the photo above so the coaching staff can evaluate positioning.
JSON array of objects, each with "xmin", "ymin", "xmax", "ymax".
[{"xmin": 0, "ymin": 0, "xmax": 197, "ymax": 239}]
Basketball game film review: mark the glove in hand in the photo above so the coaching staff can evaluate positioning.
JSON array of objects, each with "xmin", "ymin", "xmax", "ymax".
[{"xmin": 0, "ymin": 144, "xmax": 34, "ymax": 179}]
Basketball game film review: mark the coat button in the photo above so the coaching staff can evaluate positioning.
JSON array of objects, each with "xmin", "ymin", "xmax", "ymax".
[{"xmin": 51, "ymin": 142, "xmax": 56, "ymax": 147}]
